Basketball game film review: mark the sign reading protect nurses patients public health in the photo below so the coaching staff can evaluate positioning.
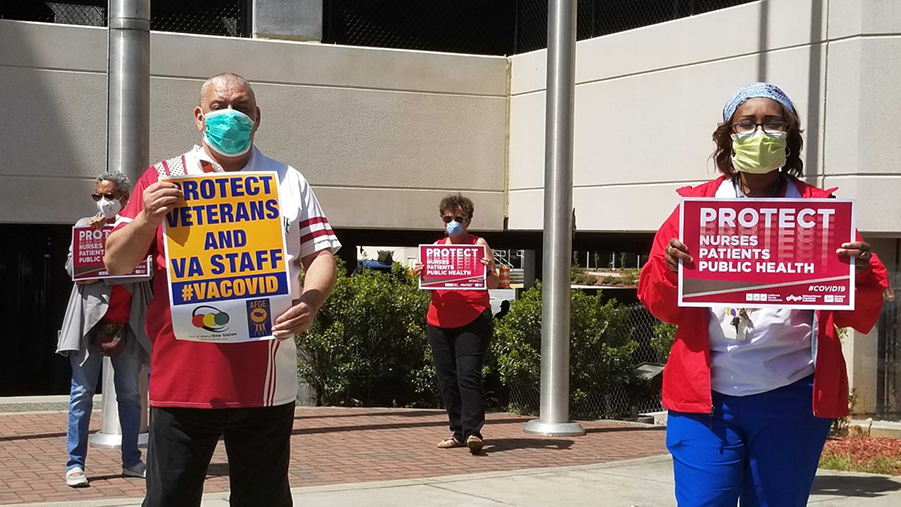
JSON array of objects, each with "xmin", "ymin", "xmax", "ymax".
[
  {"xmin": 71, "ymin": 225, "xmax": 151, "ymax": 281},
  {"xmin": 419, "ymin": 244, "xmax": 487, "ymax": 290},
  {"xmin": 679, "ymin": 198, "xmax": 856, "ymax": 310},
  {"xmin": 162, "ymin": 172, "xmax": 292, "ymax": 342}
]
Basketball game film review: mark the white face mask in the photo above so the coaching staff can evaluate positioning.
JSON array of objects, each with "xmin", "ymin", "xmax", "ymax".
[{"xmin": 97, "ymin": 198, "xmax": 122, "ymax": 219}]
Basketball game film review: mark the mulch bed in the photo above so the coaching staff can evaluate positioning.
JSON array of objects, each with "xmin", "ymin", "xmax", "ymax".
[{"xmin": 821, "ymin": 437, "xmax": 901, "ymax": 475}]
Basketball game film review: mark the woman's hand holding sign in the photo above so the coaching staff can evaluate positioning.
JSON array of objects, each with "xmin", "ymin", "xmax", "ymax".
[
  {"xmin": 836, "ymin": 241, "xmax": 872, "ymax": 273},
  {"xmin": 665, "ymin": 238, "xmax": 693, "ymax": 273}
]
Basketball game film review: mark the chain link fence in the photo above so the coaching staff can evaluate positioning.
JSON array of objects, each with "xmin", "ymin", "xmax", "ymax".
[
  {"xmin": 323, "ymin": 0, "xmax": 515, "ymax": 56},
  {"xmin": 322, "ymin": 0, "xmax": 757, "ymax": 55},
  {"xmin": 1, "ymin": 0, "xmax": 250, "ymax": 37},
  {"xmin": 516, "ymin": 0, "xmax": 757, "ymax": 53},
  {"xmin": 504, "ymin": 302, "xmax": 670, "ymax": 420},
  {"xmin": 878, "ymin": 290, "xmax": 900, "ymax": 420}
]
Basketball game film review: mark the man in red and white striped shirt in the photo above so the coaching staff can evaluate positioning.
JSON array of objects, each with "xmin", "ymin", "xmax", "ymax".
[{"xmin": 105, "ymin": 73, "xmax": 340, "ymax": 507}]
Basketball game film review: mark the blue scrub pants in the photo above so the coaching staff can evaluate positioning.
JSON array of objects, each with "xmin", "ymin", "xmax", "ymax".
[{"xmin": 666, "ymin": 375, "xmax": 832, "ymax": 507}]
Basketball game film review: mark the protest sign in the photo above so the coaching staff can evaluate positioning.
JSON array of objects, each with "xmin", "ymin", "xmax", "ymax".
[
  {"xmin": 419, "ymin": 244, "xmax": 487, "ymax": 290},
  {"xmin": 679, "ymin": 198, "xmax": 855, "ymax": 310},
  {"xmin": 163, "ymin": 172, "xmax": 292, "ymax": 342},
  {"xmin": 71, "ymin": 225, "xmax": 150, "ymax": 281}
]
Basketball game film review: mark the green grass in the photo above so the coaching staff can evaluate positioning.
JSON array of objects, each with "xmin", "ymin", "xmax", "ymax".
[{"xmin": 819, "ymin": 453, "xmax": 901, "ymax": 475}]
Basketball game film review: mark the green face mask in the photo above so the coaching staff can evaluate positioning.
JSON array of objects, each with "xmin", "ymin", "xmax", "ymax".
[{"xmin": 731, "ymin": 131, "xmax": 787, "ymax": 174}]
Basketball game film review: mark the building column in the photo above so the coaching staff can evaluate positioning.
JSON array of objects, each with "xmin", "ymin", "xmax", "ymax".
[{"xmin": 252, "ymin": 0, "xmax": 323, "ymax": 41}]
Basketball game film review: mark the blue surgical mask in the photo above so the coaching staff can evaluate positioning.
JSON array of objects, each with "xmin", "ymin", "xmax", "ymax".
[
  {"xmin": 446, "ymin": 220, "xmax": 464, "ymax": 237},
  {"xmin": 202, "ymin": 108, "xmax": 254, "ymax": 157}
]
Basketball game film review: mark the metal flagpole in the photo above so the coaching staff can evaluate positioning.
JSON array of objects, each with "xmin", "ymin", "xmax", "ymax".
[
  {"xmin": 523, "ymin": 0, "xmax": 585, "ymax": 436},
  {"xmin": 91, "ymin": 0, "xmax": 151, "ymax": 450}
]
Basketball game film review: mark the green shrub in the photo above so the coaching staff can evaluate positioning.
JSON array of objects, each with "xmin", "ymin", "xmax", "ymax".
[
  {"xmin": 491, "ymin": 282, "xmax": 638, "ymax": 417},
  {"xmin": 572, "ymin": 270, "xmax": 598, "ymax": 286},
  {"xmin": 296, "ymin": 260, "xmax": 438, "ymax": 407},
  {"xmin": 650, "ymin": 322, "xmax": 677, "ymax": 362}
]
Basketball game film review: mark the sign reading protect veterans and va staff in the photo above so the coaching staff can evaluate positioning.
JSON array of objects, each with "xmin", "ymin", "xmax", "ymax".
[
  {"xmin": 419, "ymin": 244, "xmax": 487, "ymax": 290},
  {"xmin": 679, "ymin": 198, "xmax": 856, "ymax": 310},
  {"xmin": 71, "ymin": 225, "xmax": 151, "ymax": 281},
  {"xmin": 162, "ymin": 172, "xmax": 291, "ymax": 342}
]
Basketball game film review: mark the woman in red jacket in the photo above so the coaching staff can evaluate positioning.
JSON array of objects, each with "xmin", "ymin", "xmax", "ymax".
[
  {"xmin": 414, "ymin": 193, "xmax": 499, "ymax": 454},
  {"xmin": 638, "ymin": 83, "xmax": 887, "ymax": 507}
]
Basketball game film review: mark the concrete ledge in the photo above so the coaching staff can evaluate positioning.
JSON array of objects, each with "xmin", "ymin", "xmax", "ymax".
[
  {"xmin": 851, "ymin": 419, "xmax": 901, "ymax": 439},
  {"xmin": 0, "ymin": 394, "xmax": 101, "ymax": 414}
]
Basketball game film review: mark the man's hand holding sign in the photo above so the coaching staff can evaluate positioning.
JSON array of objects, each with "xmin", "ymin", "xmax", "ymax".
[
  {"xmin": 102, "ymin": 73, "xmax": 340, "ymax": 505},
  {"xmin": 162, "ymin": 173, "xmax": 293, "ymax": 342}
]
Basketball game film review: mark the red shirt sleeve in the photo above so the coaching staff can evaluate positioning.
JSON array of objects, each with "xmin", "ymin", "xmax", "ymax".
[
  {"xmin": 111, "ymin": 167, "xmax": 162, "ymax": 267},
  {"xmin": 114, "ymin": 167, "xmax": 159, "ymax": 231}
]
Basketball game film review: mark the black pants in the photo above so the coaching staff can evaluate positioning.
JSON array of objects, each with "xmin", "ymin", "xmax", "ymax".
[
  {"xmin": 427, "ymin": 309, "xmax": 492, "ymax": 442},
  {"xmin": 143, "ymin": 403, "xmax": 294, "ymax": 507}
]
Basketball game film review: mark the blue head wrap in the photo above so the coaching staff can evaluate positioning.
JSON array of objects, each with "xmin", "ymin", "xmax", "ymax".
[{"xmin": 722, "ymin": 82, "xmax": 796, "ymax": 122}]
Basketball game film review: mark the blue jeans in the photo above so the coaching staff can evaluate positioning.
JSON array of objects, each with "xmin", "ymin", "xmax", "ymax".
[
  {"xmin": 66, "ymin": 333, "xmax": 143, "ymax": 471},
  {"xmin": 666, "ymin": 375, "xmax": 832, "ymax": 507}
]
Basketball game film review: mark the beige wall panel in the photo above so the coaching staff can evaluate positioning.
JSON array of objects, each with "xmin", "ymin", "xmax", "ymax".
[
  {"xmin": 509, "ymin": 44, "xmax": 828, "ymax": 231},
  {"xmin": 0, "ymin": 21, "xmax": 106, "ymax": 72},
  {"xmin": 508, "ymin": 91, "xmax": 546, "ymax": 191},
  {"xmin": 823, "ymin": 38, "xmax": 901, "ymax": 180},
  {"xmin": 0, "ymin": 67, "xmax": 106, "ymax": 223},
  {"xmin": 0, "ymin": 176, "xmax": 98, "ymax": 224},
  {"xmin": 828, "ymin": 0, "xmax": 901, "ymax": 40},
  {"xmin": 0, "ymin": 20, "xmax": 507, "ymax": 227},
  {"xmin": 820, "ymin": 176, "xmax": 901, "ymax": 235},
  {"xmin": 511, "ymin": 0, "xmax": 827, "ymax": 95},
  {"xmin": 150, "ymin": 80, "xmax": 507, "ymax": 191},
  {"xmin": 313, "ymin": 187, "xmax": 504, "ymax": 231},
  {"xmin": 150, "ymin": 32, "xmax": 507, "ymax": 97},
  {"xmin": 508, "ymin": 182, "xmax": 705, "ymax": 232}
]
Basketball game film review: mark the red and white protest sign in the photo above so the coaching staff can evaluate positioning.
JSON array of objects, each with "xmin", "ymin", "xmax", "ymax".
[
  {"xmin": 678, "ymin": 198, "xmax": 856, "ymax": 310},
  {"xmin": 71, "ymin": 225, "xmax": 151, "ymax": 281},
  {"xmin": 419, "ymin": 244, "xmax": 487, "ymax": 290}
]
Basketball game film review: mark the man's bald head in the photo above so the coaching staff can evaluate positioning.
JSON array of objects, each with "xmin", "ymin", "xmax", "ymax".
[
  {"xmin": 194, "ymin": 72, "xmax": 262, "ymax": 163},
  {"xmin": 200, "ymin": 73, "xmax": 256, "ymax": 107}
]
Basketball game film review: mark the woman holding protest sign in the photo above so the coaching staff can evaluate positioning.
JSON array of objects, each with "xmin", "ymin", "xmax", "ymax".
[
  {"xmin": 638, "ymin": 83, "xmax": 888, "ymax": 506},
  {"xmin": 413, "ymin": 193, "xmax": 498, "ymax": 454},
  {"xmin": 57, "ymin": 172, "xmax": 152, "ymax": 487}
]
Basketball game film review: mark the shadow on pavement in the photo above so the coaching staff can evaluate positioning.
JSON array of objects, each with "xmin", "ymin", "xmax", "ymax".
[
  {"xmin": 295, "ymin": 409, "xmax": 444, "ymax": 421},
  {"xmin": 291, "ymin": 418, "xmax": 527, "ymax": 436},
  {"xmin": 0, "ymin": 431, "xmax": 67, "ymax": 442},
  {"xmin": 206, "ymin": 463, "xmax": 230, "ymax": 478},
  {"xmin": 481, "ymin": 438, "xmax": 575, "ymax": 454},
  {"xmin": 811, "ymin": 474, "xmax": 901, "ymax": 498},
  {"xmin": 584, "ymin": 426, "xmax": 665, "ymax": 434}
]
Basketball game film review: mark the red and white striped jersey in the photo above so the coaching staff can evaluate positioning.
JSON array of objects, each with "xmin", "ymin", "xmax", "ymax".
[{"xmin": 116, "ymin": 145, "xmax": 340, "ymax": 408}]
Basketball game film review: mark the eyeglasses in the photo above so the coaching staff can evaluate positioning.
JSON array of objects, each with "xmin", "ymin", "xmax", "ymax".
[
  {"xmin": 442, "ymin": 216, "xmax": 465, "ymax": 224},
  {"xmin": 91, "ymin": 193, "xmax": 117, "ymax": 202},
  {"xmin": 731, "ymin": 120, "xmax": 787, "ymax": 136}
]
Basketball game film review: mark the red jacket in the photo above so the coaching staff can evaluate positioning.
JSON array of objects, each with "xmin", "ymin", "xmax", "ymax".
[{"xmin": 638, "ymin": 176, "xmax": 888, "ymax": 418}]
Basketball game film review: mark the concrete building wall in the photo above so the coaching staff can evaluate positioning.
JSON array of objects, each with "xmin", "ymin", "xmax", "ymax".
[
  {"xmin": 0, "ymin": 19, "xmax": 508, "ymax": 230},
  {"xmin": 507, "ymin": 0, "xmax": 901, "ymax": 236}
]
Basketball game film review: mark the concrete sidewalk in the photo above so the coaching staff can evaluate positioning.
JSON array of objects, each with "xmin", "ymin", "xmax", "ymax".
[{"xmin": 11, "ymin": 455, "xmax": 901, "ymax": 507}]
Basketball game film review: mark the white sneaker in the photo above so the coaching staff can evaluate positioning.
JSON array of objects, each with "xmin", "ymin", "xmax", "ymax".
[
  {"xmin": 66, "ymin": 467, "xmax": 89, "ymax": 487},
  {"xmin": 122, "ymin": 461, "xmax": 146, "ymax": 478}
]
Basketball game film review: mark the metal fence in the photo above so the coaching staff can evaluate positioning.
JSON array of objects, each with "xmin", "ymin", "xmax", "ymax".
[
  {"xmin": 516, "ymin": 0, "xmax": 757, "ymax": 53},
  {"xmin": 1, "ymin": 0, "xmax": 250, "ymax": 37},
  {"xmin": 506, "ymin": 302, "xmax": 668, "ymax": 419},
  {"xmin": 323, "ymin": 0, "xmax": 515, "ymax": 56},
  {"xmin": 878, "ymin": 289, "xmax": 900, "ymax": 420},
  {"xmin": 322, "ymin": 0, "xmax": 757, "ymax": 55}
]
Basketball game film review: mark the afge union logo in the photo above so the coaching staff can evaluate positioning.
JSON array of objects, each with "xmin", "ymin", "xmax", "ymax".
[
  {"xmin": 246, "ymin": 299, "xmax": 272, "ymax": 338},
  {"xmin": 191, "ymin": 306, "xmax": 230, "ymax": 332}
]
